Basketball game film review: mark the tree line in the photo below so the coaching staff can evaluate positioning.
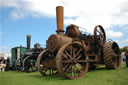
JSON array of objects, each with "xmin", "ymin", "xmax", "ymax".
[{"xmin": 120, "ymin": 46, "xmax": 128, "ymax": 53}]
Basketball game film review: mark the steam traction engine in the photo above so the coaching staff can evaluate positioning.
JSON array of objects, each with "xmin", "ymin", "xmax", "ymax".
[
  {"xmin": 16, "ymin": 35, "xmax": 44, "ymax": 72},
  {"xmin": 37, "ymin": 6, "xmax": 121, "ymax": 79}
]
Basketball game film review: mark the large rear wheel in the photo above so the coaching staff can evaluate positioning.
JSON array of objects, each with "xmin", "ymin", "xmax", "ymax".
[{"xmin": 103, "ymin": 42, "xmax": 121, "ymax": 69}]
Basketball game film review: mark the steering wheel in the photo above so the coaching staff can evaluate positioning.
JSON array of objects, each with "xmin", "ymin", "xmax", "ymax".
[{"xmin": 94, "ymin": 25, "xmax": 106, "ymax": 45}]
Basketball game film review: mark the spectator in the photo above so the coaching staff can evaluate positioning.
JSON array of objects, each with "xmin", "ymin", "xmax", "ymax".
[
  {"xmin": 0, "ymin": 61, "xmax": 6, "ymax": 72},
  {"xmin": 5, "ymin": 57, "xmax": 11, "ymax": 71},
  {"xmin": 121, "ymin": 52, "xmax": 125, "ymax": 62},
  {"xmin": 1, "ymin": 57, "xmax": 6, "ymax": 64},
  {"xmin": 0, "ymin": 57, "xmax": 2, "ymax": 62},
  {"xmin": 123, "ymin": 56, "xmax": 126, "ymax": 62},
  {"xmin": 125, "ymin": 48, "xmax": 128, "ymax": 67}
]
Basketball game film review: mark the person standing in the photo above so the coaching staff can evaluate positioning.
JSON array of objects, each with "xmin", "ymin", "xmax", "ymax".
[
  {"xmin": 125, "ymin": 48, "xmax": 128, "ymax": 67},
  {"xmin": 1, "ymin": 57, "xmax": 6, "ymax": 64},
  {"xmin": 0, "ymin": 61, "xmax": 6, "ymax": 72},
  {"xmin": 0, "ymin": 57, "xmax": 2, "ymax": 62},
  {"xmin": 5, "ymin": 57, "xmax": 11, "ymax": 71}
]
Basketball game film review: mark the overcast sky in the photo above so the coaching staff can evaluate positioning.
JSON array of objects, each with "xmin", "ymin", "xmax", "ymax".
[{"xmin": 0, "ymin": 0, "xmax": 128, "ymax": 54}]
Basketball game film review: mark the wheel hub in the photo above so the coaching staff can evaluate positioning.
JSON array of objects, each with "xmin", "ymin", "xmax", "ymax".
[{"xmin": 72, "ymin": 58, "xmax": 77, "ymax": 64}]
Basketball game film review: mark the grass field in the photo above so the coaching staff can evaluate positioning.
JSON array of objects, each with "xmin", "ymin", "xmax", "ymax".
[{"xmin": 0, "ymin": 63, "xmax": 128, "ymax": 85}]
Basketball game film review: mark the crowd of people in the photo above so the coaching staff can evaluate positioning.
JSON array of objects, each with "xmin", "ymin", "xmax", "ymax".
[{"xmin": 0, "ymin": 57, "xmax": 11, "ymax": 72}]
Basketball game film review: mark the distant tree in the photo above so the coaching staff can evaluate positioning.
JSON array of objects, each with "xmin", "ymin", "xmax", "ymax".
[
  {"xmin": 120, "ymin": 46, "xmax": 128, "ymax": 53},
  {"xmin": 124, "ymin": 46, "xmax": 128, "ymax": 50},
  {"xmin": 120, "ymin": 48, "xmax": 125, "ymax": 53}
]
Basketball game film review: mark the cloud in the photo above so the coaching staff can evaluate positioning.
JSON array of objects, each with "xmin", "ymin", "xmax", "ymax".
[
  {"xmin": 1, "ymin": 0, "xmax": 128, "ymax": 37},
  {"xmin": 0, "ymin": 46, "xmax": 11, "ymax": 53},
  {"xmin": 116, "ymin": 38, "xmax": 128, "ymax": 47},
  {"xmin": 1, "ymin": 0, "xmax": 32, "ymax": 8},
  {"xmin": 0, "ymin": 53, "xmax": 11, "ymax": 59},
  {"xmin": 106, "ymin": 30, "xmax": 123, "ymax": 38},
  {"xmin": 1, "ymin": 0, "xmax": 61, "ymax": 19},
  {"xmin": 121, "ymin": 25, "xmax": 128, "ymax": 30},
  {"xmin": 118, "ymin": 39, "xmax": 128, "ymax": 44},
  {"xmin": 123, "ymin": 39, "xmax": 128, "ymax": 43}
]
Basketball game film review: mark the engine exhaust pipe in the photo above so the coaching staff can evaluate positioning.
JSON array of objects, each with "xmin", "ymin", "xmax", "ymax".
[
  {"xmin": 56, "ymin": 6, "xmax": 64, "ymax": 34},
  {"xmin": 26, "ymin": 35, "xmax": 31, "ymax": 51}
]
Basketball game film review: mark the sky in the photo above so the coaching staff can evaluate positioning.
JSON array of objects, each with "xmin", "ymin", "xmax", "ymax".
[{"xmin": 0, "ymin": 0, "xmax": 128, "ymax": 55}]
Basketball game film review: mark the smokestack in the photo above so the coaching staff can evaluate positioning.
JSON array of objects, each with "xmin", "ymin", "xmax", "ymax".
[
  {"xmin": 56, "ymin": 6, "xmax": 64, "ymax": 34},
  {"xmin": 26, "ymin": 35, "xmax": 31, "ymax": 51}
]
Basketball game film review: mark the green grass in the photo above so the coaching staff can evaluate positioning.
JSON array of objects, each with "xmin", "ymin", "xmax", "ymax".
[{"xmin": 0, "ymin": 63, "xmax": 128, "ymax": 85}]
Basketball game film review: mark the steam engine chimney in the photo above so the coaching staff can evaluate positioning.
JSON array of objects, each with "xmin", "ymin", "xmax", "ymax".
[
  {"xmin": 56, "ymin": 6, "xmax": 64, "ymax": 34},
  {"xmin": 26, "ymin": 35, "xmax": 31, "ymax": 51}
]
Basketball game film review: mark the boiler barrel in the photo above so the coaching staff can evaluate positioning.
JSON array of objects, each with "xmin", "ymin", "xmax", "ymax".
[{"xmin": 46, "ymin": 34, "xmax": 72, "ymax": 52}]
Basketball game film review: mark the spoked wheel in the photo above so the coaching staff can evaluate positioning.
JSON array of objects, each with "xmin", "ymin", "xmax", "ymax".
[
  {"xmin": 15, "ymin": 58, "xmax": 23, "ymax": 71},
  {"xmin": 56, "ymin": 41, "xmax": 89, "ymax": 80},
  {"xmin": 94, "ymin": 25, "xmax": 106, "ymax": 45},
  {"xmin": 23, "ymin": 56, "xmax": 37, "ymax": 72},
  {"xmin": 37, "ymin": 50, "xmax": 57, "ymax": 76},
  {"xmin": 103, "ymin": 42, "xmax": 121, "ymax": 69}
]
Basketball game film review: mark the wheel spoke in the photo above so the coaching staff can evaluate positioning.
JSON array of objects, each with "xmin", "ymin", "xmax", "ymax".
[
  {"xmin": 73, "ymin": 50, "xmax": 75, "ymax": 58},
  {"xmin": 113, "ymin": 47, "xmax": 118, "ymax": 51},
  {"xmin": 77, "ymin": 60, "xmax": 87, "ymax": 63},
  {"xmin": 75, "ymin": 64, "xmax": 83, "ymax": 73},
  {"xmin": 63, "ymin": 63, "xmax": 71, "ymax": 72},
  {"xmin": 70, "ymin": 45, "xmax": 73, "ymax": 56},
  {"xmin": 72, "ymin": 65, "xmax": 76, "ymax": 78},
  {"xmin": 101, "ymin": 32, "xmax": 104, "ymax": 37},
  {"xmin": 74, "ymin": 48, "xmax": 82, "ymax": 58},
  {"xmin": 66, "ymin": 64, "xmax": 72, "ymax": 72},
  {"xmin": 97, "ymin": 29, "xmax": 103, "ymax": 36},
  {"xmin": 62, "ymin": 59, "xmax": 72, "ymax": 63},
  {"xmin": 26, "ymin": 59, "xmax": 31, "ymax": 65},
  {"xmin": 96, "ymin": 30, "xmax": 101, "ymax": 34},
  {"xmin": 77, "ymin": 68, "xmax": 83, "ymax": 73},
  {"xmin": 76, "ymin": 55, "xmax": 81, "ymax": 60},
  {"xmin": 64, "ymin": 50, "xmax": 73, "ymax": 59},
  {"xmin": 97, "ymin": 30, "xmax": 103, "ymax": 38}
]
